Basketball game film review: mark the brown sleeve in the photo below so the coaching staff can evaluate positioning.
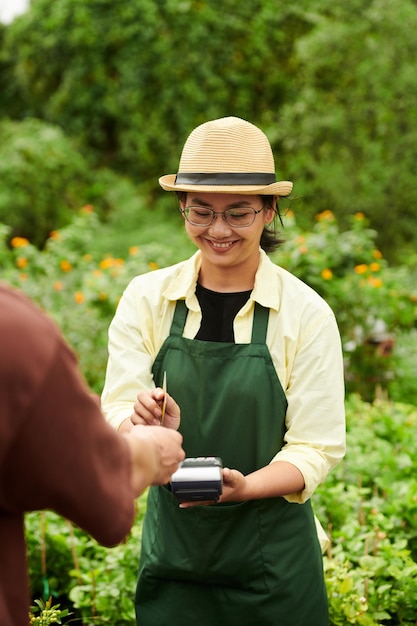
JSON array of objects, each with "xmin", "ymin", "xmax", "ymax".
[{"xmin": 0, "ymin": 286, "xmax": 135, "ymax": 547}]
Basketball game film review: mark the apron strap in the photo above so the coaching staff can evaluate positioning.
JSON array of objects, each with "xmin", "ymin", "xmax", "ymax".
[
  {"xmin": 251, "ymin": 302, "xmax": 269, "ymax": 344},
  {"xmin": 170, "ymin": 299, "xmax": 188, "ymax": 336},
  {"xmin": 170, "ymin": 299, "xmax": 269, "ymax": 344}
]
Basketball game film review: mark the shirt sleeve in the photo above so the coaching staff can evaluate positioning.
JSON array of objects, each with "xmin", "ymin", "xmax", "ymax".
[
  {"xmin": 101, "ymin": 278, "xmax": 161, "ymax": 429},
  {"xmin": 1, "ymin": 312, "xmax": 135, "ymax": 547},
  {"xmin": 271, "ymin": 311, "xmax": 346, "ymax": 503}
]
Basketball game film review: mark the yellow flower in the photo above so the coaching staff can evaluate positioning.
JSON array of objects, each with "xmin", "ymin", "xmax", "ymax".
[
  {"xmin": 60, "ymin": 259, "xmax": 72, "ymax": 272},
  {"xmin": 11, "ymin": 236, "xmax": 29, "ymax": 248},
  {"xmin": 372, "ymin": 249, "xmax": 382, "ymax": 259},
  {"xmin": 368, "ymin": 276, "xmax": 383, "ymax": 288},
  {"xmin": 354, "ymin": 212, "xmax": 365, "ymax": 220},
  {"xmin": 16, "ymin": 257, "xmax": 28, "ymax": 269},
  {"xmin": 99, "ymin": 257, "xmax": 124, "ymax": 269},
  {"xmin": 148, "ymin": 261, "xmax": 159, "ymax": 270},
  {"xmin": 316, "ymin": 210, "xmax": 334, "ymax": 221},
  {"xmin": 49, "ymin": 230, "xmax": 61, "ymax": 240},
  {"xmin": 74, "ymin": 291, "xmax": 85, "ymax": 304},
  {"xmin": 83, "ymin": 254, "xmax": 93, "ymax": 262},
  {"xmin": 129, "ymin": 246, "xmax": 140, "ymax": 256},
  {"xmin": 321, "ymin": 268, "xmax": 333, "ymax": 280},
  {"xmin": 354, "ymin": 264, "xmax": 368, "ymax": 275},
  {"xmin": 369, "ymin": 262, "xmax": 381, "ymax": 272},
  {"xmin": 98, "ymin": 292, "xmax": 108, "ymax": 301}
]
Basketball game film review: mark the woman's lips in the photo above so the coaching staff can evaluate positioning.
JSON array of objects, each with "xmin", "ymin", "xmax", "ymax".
[{"xmin": 205, "ymin": 239, "xmax": 237, "ymax": 251}]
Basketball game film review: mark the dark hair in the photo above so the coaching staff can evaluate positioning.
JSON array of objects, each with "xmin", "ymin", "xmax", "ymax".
[{"xmin": 175, "ymin": 192, "xmax": 285, "ymax": 254}]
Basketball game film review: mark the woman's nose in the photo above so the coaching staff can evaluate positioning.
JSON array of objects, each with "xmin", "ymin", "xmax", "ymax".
[{"xmin": 208, "ymin": 214, "xmax": 232, "ymax": 235}]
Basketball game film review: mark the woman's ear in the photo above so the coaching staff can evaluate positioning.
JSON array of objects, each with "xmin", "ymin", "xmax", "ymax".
[{"xmin": 265, "ymin": 197, "xmax": 278, "ymax": 225}]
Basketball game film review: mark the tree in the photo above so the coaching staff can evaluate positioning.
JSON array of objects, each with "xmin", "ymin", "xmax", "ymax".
[
  {"xmin": 1, "ymin": 0, "xmax": 303, "ymax": 187},
  {"xmin": 277, "ymin": 0, "xmax": 417, "ymax": 259}
]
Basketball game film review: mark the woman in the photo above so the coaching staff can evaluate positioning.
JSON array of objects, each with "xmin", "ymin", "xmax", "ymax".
[{"xmin": 102, "ymin": 116, "xmax": 346, "ymax": 625}]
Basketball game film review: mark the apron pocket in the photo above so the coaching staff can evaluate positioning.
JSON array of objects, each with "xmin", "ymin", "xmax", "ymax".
[{"xmin": 142, "ymin": 486, "xmax": 268, "ymax": 593}]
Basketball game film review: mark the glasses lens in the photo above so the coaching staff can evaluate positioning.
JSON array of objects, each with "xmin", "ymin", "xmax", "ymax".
[
  {"xmin": 183, "ymin": 206, "xmax": 259, "ymax": 227},
  {"xmin": 225, "ymin": 208, "xmax": 256, "ymax": 227},
  {"xmin": 185, "ymin": 207, "xmax": 213, "ymax": 225}
]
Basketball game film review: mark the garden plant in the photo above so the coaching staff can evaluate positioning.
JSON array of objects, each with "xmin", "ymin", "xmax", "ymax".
[
  {"xmin": 1, "ymin": 1, "xmax": 417, "ymax": 621},
  {"xmin": 0, "ymin": 202, "xmax": 416, "ymax": 624}
]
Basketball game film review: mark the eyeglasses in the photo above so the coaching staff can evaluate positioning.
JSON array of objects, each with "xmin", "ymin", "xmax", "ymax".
[{"xmin": 181, "ymin": 206, "xmax": 264, "ymax": 228}]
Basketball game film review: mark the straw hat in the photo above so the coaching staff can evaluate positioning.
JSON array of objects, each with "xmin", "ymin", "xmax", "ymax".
[{"xmin": 159, "ymin": 116, "xmax": 293, "ymax": 196}]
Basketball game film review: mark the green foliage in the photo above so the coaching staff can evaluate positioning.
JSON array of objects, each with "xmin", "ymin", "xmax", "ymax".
[
  {"xmin": 24, "ymin": 398, "xmax": 417, "ymax": 624},
  {"xmin": 277, "ymin": 0, "xmax": 417, "ymax": 260},
  {"xmin": 1, "ymin": 203, "xmax": 415, "ymax": 401},
  {"xmin": 274, "ymin": 208, "xmax": 417, "ymax": 402},
  {"xmin": 1, "ymin": 0, "xmax": 303, "ymax": 182},
  {"xmin": 26, "ymin": 497, "xmax": 147, "ymax": 624},
  {"xmin": 0, "ymin": 206, "xmax": 183, "ymax": 392},
  {"xmin": 30, "ymin": 597, "xmax": 71, "ymax": 625},
  {"xmin": 315, "ymin": 396, "xmax": 417, "ymax": 625},
  {"xmin": 3, "ymin": 0, "xmax": 417, "ymax": 258},
  {"xmin": 0, "ymin": 118, "xmax": 92, "ymax": 246}
]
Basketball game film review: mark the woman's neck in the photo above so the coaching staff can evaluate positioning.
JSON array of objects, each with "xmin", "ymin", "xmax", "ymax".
[{"xmin": 198, "ymin": 262, "xmax": 257, "ymax": 293}]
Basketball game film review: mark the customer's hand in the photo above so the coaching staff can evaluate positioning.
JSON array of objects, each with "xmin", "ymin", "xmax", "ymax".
[{"xmin": 125, "ymin": 424, "xmax": 185, "ymax": 494}]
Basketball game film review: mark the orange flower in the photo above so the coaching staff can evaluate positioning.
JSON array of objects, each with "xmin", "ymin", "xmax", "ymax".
[
  {"xmin": 74, "ymin": 291, "xmax": 85, "ymax": 304},
  {"xmin": 321, "ymin": 268, "xmax": 333, "ymax": 280},
  {"xmin": 372, "ymin": 249, "xmax": 383, "ymax": 259},
  {"xmin": 354, "ymin": 264, "xmax": 368, "ymax": 275},
  {"xmin": 316, "ymin": 210, "xmax": 334, "ymax": 221},
  {"xmin": 16, "ymin": 257, "xmax": 28, "ymax": 269},
  {"xmin": 60, "ymin": 259, "xmax": 72, "ymax": 272},
  {"xmin": 81, "ymin": 204, "xmax": 94, "ymax": 213},
  {"xmin": 49, "ymin": 230, "xmax": 61, "ymax": 240},
  {"xmin": 369, "ymin": 262, "xmax": 381, "ymax": 272},
  {"xmin": 129, "ymin": 246, "xmax": 140, "ymax": 256},
  {"xmin": 299, "ymin": 245, "xmax": 308, "ymax": 255},
  {"xmin": 83, "ymin": 254, "xmax": 93, "ymax": 262},
  {"xmin": 368, "ymin": 276, "xmax": 383, "ymax": 288},
  {"xmin": 99, "ymin": 257, "xmax": 124, "ymax": 269},
  {"xmin": 19, "ymin": 273, "xmax": 28, "ymax": 281},
  {"xmin": 11, "ymin": 236, "xmax": 29, "ymax": 248},
  {"xmin": 53, "ymin": 281, "xmax": 64, "ymax": 291},
  {"xmin": 354, "ymin": 212, "xmax": 365, "ymax": 220},
  {"xmin": 148, "ymin": 262, "xmax": 159, "ymax": 270}
]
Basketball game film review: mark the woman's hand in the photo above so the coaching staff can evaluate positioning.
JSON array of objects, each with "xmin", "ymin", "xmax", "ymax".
[
  {"xmin": 220, "ymin": 467, "xmax": 246, "ymax": 501},
  {"xmin": 179, "ymin": 468, "xmax": 246, "ymax": 508},
  {"xmin": 130, "ymin": 388, "xmax": 181, "ymax": 431}
]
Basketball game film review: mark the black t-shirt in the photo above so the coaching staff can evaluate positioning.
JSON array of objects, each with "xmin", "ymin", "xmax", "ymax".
[{"xmin": 195, "ymin": 283, "xmax": 252, "ymax": 342}]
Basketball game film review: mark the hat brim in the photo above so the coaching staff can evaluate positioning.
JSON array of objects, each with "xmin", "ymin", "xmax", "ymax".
[{"xmin": 159, "ymin": 175, "xmax": 293, "ymax": 197}]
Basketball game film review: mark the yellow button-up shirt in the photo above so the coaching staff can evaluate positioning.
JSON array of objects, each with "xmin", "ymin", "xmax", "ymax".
[{"xmin": 102, "ymin": 249, "xmax": 346, "ymax": 504}]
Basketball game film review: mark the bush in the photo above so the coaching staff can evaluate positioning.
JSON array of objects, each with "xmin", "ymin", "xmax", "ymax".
[
  {"xmin": 274, "ymin": 209, "xmax": 417, "ymax": 402},
  {"xmin": 0, "ymin": 118, "xmax": 93, "ymax": 246},
  {"xmin": 25, "ymin": 397, "xmax": 417, "ymax": 624}
]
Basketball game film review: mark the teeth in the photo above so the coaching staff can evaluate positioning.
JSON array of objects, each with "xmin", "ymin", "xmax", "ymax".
[{"xmin": 211, "ymin": 241, "xmax": 233, "ymax": 248}]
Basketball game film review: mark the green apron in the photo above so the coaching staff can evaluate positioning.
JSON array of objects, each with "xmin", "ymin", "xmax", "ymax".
[{"xmin": 135, "ymin": 300, "xmax": 328, "ymax": 625}]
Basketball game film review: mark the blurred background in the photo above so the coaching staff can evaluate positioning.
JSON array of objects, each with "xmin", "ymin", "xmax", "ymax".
[{"xmin": 1, "ymin": 0, "xmax": 417, "ymax": 261}]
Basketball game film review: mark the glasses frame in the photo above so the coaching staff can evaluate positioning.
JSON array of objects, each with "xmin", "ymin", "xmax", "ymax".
[{"xmin": 180, "ymin": 205, "xmax": 264, "ymax": 228}]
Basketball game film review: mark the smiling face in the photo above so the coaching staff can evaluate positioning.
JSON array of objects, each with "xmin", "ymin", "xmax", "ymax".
[{"xmin": 180, "ymin": 192, "xmax": 275, "ymax": 291}]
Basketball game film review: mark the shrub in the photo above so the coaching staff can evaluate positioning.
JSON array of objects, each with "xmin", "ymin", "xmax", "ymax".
[{"xmin": 0, "ymin": 118, "xmax": 92, "ymax": 246}]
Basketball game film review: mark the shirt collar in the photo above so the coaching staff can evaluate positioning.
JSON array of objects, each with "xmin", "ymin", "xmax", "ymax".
[{"xmin": 163, "ymin": 249, "xmax": 280, "ymax": 312}]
